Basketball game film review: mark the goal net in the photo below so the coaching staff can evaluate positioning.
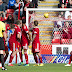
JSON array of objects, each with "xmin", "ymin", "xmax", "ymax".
[{"xmin": 26, "ymin": 8, "xmax": 72, "ymax": 55}]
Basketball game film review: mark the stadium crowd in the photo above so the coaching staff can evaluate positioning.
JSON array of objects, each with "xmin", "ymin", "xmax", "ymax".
[
  {"xmin": 0, "ymin": 0, "xmax": 38, "ymax": 22},
  {"xmin": 53, "ymin": 11, "xmax": 72, "ymax": 44},
  {"xmin": 58, "ymin": 0, "xmax": 72, "ymax": 8}
]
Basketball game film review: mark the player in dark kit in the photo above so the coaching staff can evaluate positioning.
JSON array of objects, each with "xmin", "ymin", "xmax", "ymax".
[
  {"xmin": 8, "ymin": 20, "xmax": 21, "ymax": 66},
  {"xmin": 0, "ymin": 21, "xmax": 7, "ymax": 70},
  {"xmin": 32, "ymin": 20, "xmax": 43, "ymax": 66},
  {"xmin": 20, "ymin": 19, "xmax": 31, "ymax": 66}
]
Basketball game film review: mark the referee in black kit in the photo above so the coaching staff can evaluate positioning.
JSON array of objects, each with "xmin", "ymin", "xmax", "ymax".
[{"xmin": 0, "ymin": 21, "xmax": 7, "ymax": 70}]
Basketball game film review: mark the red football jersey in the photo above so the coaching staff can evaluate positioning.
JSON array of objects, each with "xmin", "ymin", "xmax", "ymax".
[
  {"xmin": 32, "ymin": 27, "xmax": 40, "ymax": 43},
  {"xmin": 0, "ymin": 17, "xmax": 3, "ymax": 21},
  {"xmin": 9, "ymin": 25, "xmax": 21, "ymax": 42},
  {"xmin": 25, "ymin": 2, "xmax": 30, "ymax": 7},
  {"xmin": 21, "ymin": 25, "xmax": 29, "ymax": 46}
]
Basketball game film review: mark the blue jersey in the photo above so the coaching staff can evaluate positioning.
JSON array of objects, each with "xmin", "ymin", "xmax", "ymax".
[
  {"xmin": 7, "ymin": 29, "xmax": 12, "ymax": 42},
  {"xmin": 8, "ymin": 0, "xmax": 16, "ymax": 7},
  {"xmin": 7, "ymin": 29, "xmax": 13, "ymax": 51}
]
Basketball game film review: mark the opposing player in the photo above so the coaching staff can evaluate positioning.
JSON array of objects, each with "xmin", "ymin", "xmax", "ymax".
[
  {"xmin": 65, "ymin": 51, "xmax": 72, "ymax": 66},
  {"xmin": 32, "ymin": 20, "xmax": 43, "ymax": 66},
  {"xmin": 8, "ymin": 20, "xmax": 21, "ymax": 66},
  {"xmin": 4, "ymin": 24, "xmax": 13, "ymax": 64},
  {"xmin": 20, "ymin": 19, "xmax": 31, "ymax": 66}
]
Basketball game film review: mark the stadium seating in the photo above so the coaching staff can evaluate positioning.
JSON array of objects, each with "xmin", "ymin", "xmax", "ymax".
[
  {"xmin": 69, "ymin": 39, "xmax": 72, "ymax": 44},
  {"xmin": 34, "ymin": 11, "xmax": 58, "ymax": 45},
  {"xmin": 38, "ymin": 1, "xmax": 59, "ymax": 8},
  {"xmin": 6, "ymin": 9, "xmax": 14, "ymax": 17},
  {"xmin": 6, "ymin": 9, "xmax": 14, "ymax": 14},
  {"xmin": 61, "ymin": 39, "xmax": 70, "ymax": 44},
  {"xmin": 52, "ymin": 39, "xmax": 60, "ymax": 44},
  {"xmin": 40, "ymin": 45, "xmax": 52, "ymax": 54},
  {"xmin": 54, "ymin": 31, "xmax": 60, "ymax": 35}
]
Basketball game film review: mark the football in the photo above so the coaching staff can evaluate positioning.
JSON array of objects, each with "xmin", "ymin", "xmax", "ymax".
[{"xmin": 44, "ymin": 13, "xmax": 49, "ymax": 18}]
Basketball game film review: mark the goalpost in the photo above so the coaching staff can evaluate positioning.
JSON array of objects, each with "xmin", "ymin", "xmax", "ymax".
[
  {"xmin": 26, "ymin": 8, "xmax": 72, "ymax": 28},
  {"xmin": 25, "ymin": 8, "xmax": 72, "ymax": 63},
  {"xmin": 26, "ymin": 8, "xmax": 72, "ymax": 55}
]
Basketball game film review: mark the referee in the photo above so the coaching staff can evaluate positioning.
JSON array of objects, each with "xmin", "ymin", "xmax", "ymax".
[{"xmin": 0, "ymin": 21, "xmax": 7, "ymax": 70}]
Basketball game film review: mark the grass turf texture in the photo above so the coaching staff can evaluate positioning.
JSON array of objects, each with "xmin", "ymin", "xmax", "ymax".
[{"xmin": 0, "ymin": 64, "xmax": 72, "ymax": 72}]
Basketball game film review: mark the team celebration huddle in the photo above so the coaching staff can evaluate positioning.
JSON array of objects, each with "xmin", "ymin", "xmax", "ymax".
[{"xmin": 0, "ymin": 20, "xmax": 43, "ymax": 70}]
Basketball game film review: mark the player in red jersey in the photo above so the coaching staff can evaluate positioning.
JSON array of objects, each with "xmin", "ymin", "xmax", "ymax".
[
  {"xmin": 65, "ymin": 51, "xmax": 72, "ymax": 66},
  {"xmin": 32, "ymin": 20, "xmax": 43, "ymax": 66},
  {"xmin": 8, "ymin": 20, "xmax": 21, "ymax": 66},
  {"xmin": 19, "ymin": 19, "xmax": 31, "ymax": 66}
]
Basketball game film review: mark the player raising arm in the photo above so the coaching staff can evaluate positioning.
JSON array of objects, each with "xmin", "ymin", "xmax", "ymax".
[
  {"xmin": 8, "ymin": 20, "xmax": 21, "ymax": 66},
  {"xmin": 19, "ymin": 19, "xmax": 31, "ymax": 66},
  {"xmin": 32, "ymin": 20, "xmax": 43, "ymax": 66}
]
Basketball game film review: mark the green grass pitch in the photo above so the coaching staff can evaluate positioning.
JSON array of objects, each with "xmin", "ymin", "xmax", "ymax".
[{"xmin": 0, "ymin": 64, "xmax": 72, "ymax": 72}]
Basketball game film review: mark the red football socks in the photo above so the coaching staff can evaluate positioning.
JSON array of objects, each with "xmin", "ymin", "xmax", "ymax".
[
  {"xmin": 69, "ymin": 59, "xmax": 71, "ymax": 64},
  {"xmin": 9, "ymin": 54, "xmax": 14, "ymax": 63},
  {"xmin": 24, "ymin": 52, "xmax": 28, "ymax": 64},
  {"xmin": 39, "ymin": 56, "xmax": 43, "ymax": 63},
  {"xmin": 19, "ymin": 51, "xmax": 23, "ymax": 62}
]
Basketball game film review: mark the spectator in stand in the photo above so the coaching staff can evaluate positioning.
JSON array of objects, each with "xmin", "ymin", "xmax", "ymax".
[
  {"xmin": 8, "ymin": 0, "xmax": 16, "ymax": 9},
  {"xmin": 23, "ymin": 0, "xmax": 34, "ymax": 18},
  {"xmin": 67, "ymin": 15, "xmax": 71, "ymax": 20},
  {"xmin": 59, "ymin": 11, "xmax": 65, "ymax": 18},
  {"xmin": 65, "ymin": 11, "xmax": 71, "ymax": 19},
  {"xmin": 6, "ymin": 15, "xmax": 14, "ymax": 24},
  {"xmin": 24, "ymin": 0, "xmax": 30, "ymax": 10},
  {"xmin": 13, "ymin": 0, "xmax": 24, "ymax": 23},
  {"xmin": 2, "ymin": 0, "xmax": 9, "ymax": 10},
  {"xmin": 32, "ymin": 0, "xmax": 38, "ymax": 8},
  {"xmin": 0, "ymin": 0, "xmax": 6, "ymax": 17},
  {"xmin": 62, "ymin": 21, "xmax": 71, "ymax": 39},
  {"xmin": 2, "ymin": 0, "xmax": 9, "ymax": 5},
  {"xmin": 23, "ymin": 0, "xmax": 30, "ymax": 17},
  {"xmin": 67, "ymin": 0, "xmax": 72, "ymax": 8},
  {"xmin": 58, "ymin": 0, "xmax": 69, "ymax": 8},
  {"xmin": 0, "ymin": 13, "xmax": 3, "ymax": 21},
  {"xmin": 60, "ymin": 3, "xmax": 67, "ymax": 8}
]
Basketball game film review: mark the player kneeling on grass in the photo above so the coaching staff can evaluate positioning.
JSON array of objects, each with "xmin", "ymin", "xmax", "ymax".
[
  {"xmin": 8, "ymin": 20, "xmax": 21, "ymax": 66},
  {"xmin": 32, "ymin": 20, "xmax": 43, "ymax": 66},
  {"xmin": 65, "ymin": 51, "xmax": 72, "ymax": 66},
  {"xmin": 18, "ymin": 19, "xmax": 31, "ymax": 66}
]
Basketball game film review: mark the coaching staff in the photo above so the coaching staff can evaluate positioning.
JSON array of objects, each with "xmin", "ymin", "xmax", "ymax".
[{"xmin": 0, "ymin": 21, "xmax": 7, "ymax": 70}]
